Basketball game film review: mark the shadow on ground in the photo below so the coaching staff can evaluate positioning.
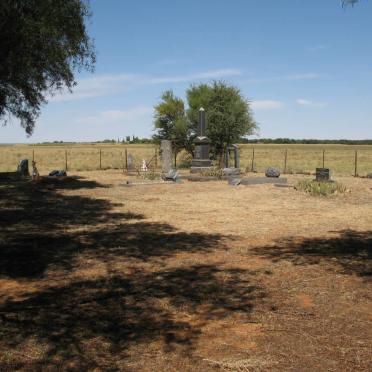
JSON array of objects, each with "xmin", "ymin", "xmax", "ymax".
[
  {"xmin": 0, "ymin": 179, "xmax": 263, "ymax": 370},
  {"xmin": 253, "ymin": 230, "xmax": 372, "ymax": 277}
]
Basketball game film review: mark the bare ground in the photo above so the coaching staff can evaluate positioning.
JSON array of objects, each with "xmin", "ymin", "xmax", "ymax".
[{"xmin": 0, "ymin": 171, "xmax": 371, "ymax": 371}]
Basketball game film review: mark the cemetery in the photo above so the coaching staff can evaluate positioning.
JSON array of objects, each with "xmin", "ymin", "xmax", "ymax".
[
  {"xmin": 1, "ymin": 1, "xmax": 371, "ymax": 370},
  {"xmin": 0, "ymin": 107, "xmax": 371, "ymax": 371}
]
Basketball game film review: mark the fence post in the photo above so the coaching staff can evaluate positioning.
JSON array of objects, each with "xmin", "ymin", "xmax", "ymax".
[
  {"xmin": 99, "ymin": 149, "xmax": 102, "ymax": 170},
  {"xmin": 124, "ymin": 148, "xmax": 128, "ymax": 171},
  {"xmin": 65, "ymin": 150, "xmax": 68, "ymax": 171},
  {"xmin": 322, "ymin": 149, "xmax": 325, "ymax": 168},
  {"xmin": 284, "ymin": 148, "xmax": 288, "ymax": 174},
  {"xmin": 354, "ymin": 150, "xmax": 358, "ymax": 177},
  {"xmin": 32, "ymin": 149, "xmax": 35, "ymax": 162},
  {"xmin": 251, "ymin": 147, "xmax": 255, "ymax": 172}
]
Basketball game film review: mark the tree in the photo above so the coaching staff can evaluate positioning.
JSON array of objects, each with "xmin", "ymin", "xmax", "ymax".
[
  {"xmin": 187, "ymin": 81, "xmax": 257, "ymax": 166},
  {"xmin": 0, "ymin": 0, "xmax": 95, "ymax": 135},
  {"xmin": 153, "ymin": 90, "xmax": 194, "ymax": 164}
]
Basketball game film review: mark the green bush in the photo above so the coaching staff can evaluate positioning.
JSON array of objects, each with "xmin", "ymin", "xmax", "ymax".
[{"xmin": 295, "ymin": 180, "xmax": 347, "ymax": 196}]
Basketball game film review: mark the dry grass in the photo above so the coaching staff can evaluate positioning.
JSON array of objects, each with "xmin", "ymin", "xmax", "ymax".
[
  {"xmin": 0, "ymin": 170, "xmax": 371, "ymax": 371},
  {"xmin": 1, "ymin": 143, "xmax": 372, "ymax": 176}
]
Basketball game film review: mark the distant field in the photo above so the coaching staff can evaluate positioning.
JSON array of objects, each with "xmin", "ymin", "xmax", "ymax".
[{"xmin": 1, "ymin": 143, "xmax": 372, "ymax": 176}]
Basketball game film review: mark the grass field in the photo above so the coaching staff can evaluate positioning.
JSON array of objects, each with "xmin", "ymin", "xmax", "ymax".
[
  {"xmin": 0, "ymin": 171, "xmax": 371, "ymax": 370},
  {"xmin": 1, "ymin": 143, "xmax": 372, "ymax": 176}
]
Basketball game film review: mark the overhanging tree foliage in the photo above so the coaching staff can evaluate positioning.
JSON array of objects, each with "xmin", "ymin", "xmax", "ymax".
[
  {"xmin": 342, "ymin": 0, "xmax": 360, "ymax": 6},
  {"xmin": 0, "ymin": 0, "xmax": 95, "ymax": 135},
  {"xmin": 187, "ymin": 81, "xmax": 257, "ymax": 165}
]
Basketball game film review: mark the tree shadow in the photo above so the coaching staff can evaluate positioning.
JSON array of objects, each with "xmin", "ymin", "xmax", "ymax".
[
  {"xmin": 1, "ymin": 266, "xmax": 263, "ymax": 370},
  {"xmin": 0, "ymin": 179, "xmax": 225, "ymax": 278},
  {"xmin": 0, "ymin": 179, "xmax": 264, "ymax": 369},
  {"xmin": 252, "ymin": 230, "xmax": 372, "ymax": 277}
]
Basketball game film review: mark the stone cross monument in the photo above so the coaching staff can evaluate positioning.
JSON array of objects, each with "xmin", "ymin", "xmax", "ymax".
[{"xmin": 190, "ymin": 108, "xmax": 212, "ymax": 173}]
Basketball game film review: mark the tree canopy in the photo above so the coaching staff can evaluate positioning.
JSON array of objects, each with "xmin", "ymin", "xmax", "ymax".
[
  {"xmin": 0, "ymin": 0, "xmax": 95, "ymax": 135},
  {"xmin": 187, "ymin": 81, "xmax": 257, "ymax": 162},
  {"xmin": 154, "ymin": 82, "xmax": 257, "ymax": 166},
  {"xmin": 153, "ymin": 90, "xmax": 194, "ymax": 158}
]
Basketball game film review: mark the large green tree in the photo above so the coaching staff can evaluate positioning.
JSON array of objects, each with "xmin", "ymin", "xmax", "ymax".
[
  {"xmin": 187, "ymin": 81, "xmax": 257, "ymax": 165},
  {"xmin": 153, "ymin": 90, "xmax": 194, "ymax": 163},
  {"xmin": 0, "ymin": 0, "xmax": 95, "ymax": 135}
]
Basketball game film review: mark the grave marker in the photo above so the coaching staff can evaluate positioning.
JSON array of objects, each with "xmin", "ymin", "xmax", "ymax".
[
  {"xmin": 190, "ymin": 108, "xmax": 212, "ymax": 173},
  {"xmin": 161, "ymin": 140, "xmax": 173, "ymax": 174}
]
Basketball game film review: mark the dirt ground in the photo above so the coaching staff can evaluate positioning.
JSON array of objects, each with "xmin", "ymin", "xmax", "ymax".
[{"xmin": 0, "ymin": 171, "xmax": 371, "ymax": 371}]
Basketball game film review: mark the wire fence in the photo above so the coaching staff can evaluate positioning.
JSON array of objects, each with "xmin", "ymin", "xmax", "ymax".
[{"xmin": 1, "ymin": 144, "xmax": 372, "ymax": 176}]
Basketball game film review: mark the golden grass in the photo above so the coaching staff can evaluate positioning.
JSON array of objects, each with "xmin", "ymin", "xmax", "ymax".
[{"xmin": 1, "ymin": 143, "xmax": 372, "ymax": 176}]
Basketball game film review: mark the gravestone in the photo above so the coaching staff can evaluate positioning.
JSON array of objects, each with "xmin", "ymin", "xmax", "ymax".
[
  {"xmin": 316, "ymin": 168, "xmax": 330, "ymax": 182},
  {"xmin": 224, "ymin": 144, "xmax": 240, "ymax": 169},
  {"xmin": 190, "ymin": 108, "xmax": 212, "ymax": 173},
  {"xmin": 222, "ymin": 167, "xmax": 240, "ymax": 176},
  {"xmin": 17, "ymin": 159, "xmax": 29, "ymax": 176},
  {"xmin": 161, "ymin": 140, "xmax": 173, "ymax": 174},
  {"xmin": 127, "ymin": 153, "xmax": 134, "ymax": 170},
  {"xmin": 265, "ymin": 167, "xmax": 281, "ymax": 178},
  {"xmin": 228, "ymin": 177, "xmax": 287, "ymax": 186},
  {"xmin": 164, "ymin": 169, "xmax": 180, "ymax": 181},
  {"xmin": 49, "ymin": 170, "xmax": 67, "ymax": 177}
]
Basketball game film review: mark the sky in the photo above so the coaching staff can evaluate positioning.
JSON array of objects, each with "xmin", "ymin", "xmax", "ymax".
[{"xmin": 2, "ymin": 0, "xmax": 372, "ymax": 143}]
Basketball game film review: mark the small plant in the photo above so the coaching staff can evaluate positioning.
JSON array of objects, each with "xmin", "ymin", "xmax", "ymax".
[
  {"xmin": 142, "ymin": 171, "xmax": 161, "ymax": 180},
  {"xmin": 295, "ymin": 180, "xmax": 347, "ymax": 196},
  {"xmin": 200, "ymin": 167, "xmax": 224, "ymax": 179}
]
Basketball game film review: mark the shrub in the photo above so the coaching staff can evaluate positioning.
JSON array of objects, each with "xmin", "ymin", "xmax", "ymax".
[
  {"xmin": 200, "ymin": 167, "xmax": 225, "ymax": 178},
  {"xmin": 295, "ymin": 180, "xmax": 347, "ymax": 196},
  {"xmin": 142, "ymin": 171, "xmax": 161, "ymax": 180}
]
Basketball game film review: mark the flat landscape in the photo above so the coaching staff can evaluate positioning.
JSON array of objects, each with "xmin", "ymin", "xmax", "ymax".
[
  {"xmin": 1, "ymin": 143, "xmax": 372, "ymax": 176},
  {"xmin": 1, "ymin": 171, "xmax": 371, "ymax": 371}
]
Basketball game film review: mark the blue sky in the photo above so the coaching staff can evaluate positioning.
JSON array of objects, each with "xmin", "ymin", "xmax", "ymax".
[{"xmin": 2, "ymin": 0, "xmax": 372, "ymax": 142}]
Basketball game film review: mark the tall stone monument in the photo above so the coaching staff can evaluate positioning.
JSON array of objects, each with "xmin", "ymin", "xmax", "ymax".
[
  {"xmin": 161, "ymin": 140, "xmax": 173, "ymax": 174},
  {"xmin": 190, "ymin": 108, "xmax": 212, "ymax": 173}
]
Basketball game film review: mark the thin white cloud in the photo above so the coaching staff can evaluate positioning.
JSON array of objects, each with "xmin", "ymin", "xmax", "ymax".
[
  {"xmin": 50, "ymin": 69, "xmax": 242, "ymax": 102},
  {"xmin": 246, "ymin": 73, "xmax": 326, "ymax": 84},
  {"xmin": 147, "ymin": 69, "xmax": 241, "ymax": 84},
  {"xmin": 49, "ymin": 74, "xmax": 140, "ymax": 102},
  {"xmin": 305, "ymin": 45, "xmax": 328, "ymax": 52},
  {"xmin": 284, "ymin": 73, "xmax": 325, "ymax": 81},
  {"xmin": 296, "ymin": 98, "xmax": 328, "ymax": 108},
  {"xmin": 251, "ymin": 100, "xmax": 284, "ymax": 110},
  {"xmin": 77, "ymin": 106, "xmax": 152, "ymax": 125}
]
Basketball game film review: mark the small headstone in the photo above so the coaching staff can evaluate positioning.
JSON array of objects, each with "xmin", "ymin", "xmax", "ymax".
[
  {"xmin": 49, "ymin": 170, "xmax": 67, "ymax": 177},
  {"xmin": 127, "ymin": 154, "xmax": 134, "ymax": 170},
  {"xmin": 164, "ymin": 169, "xmax": 179, "ymax": 181},
  {"xmin": 228, "ymin": 178, "xmax": 242, "ymax": 186},
  {"xmin": 265, "ymin": 167, "xmax": 280, "ymax": 178},
  {"xmin": 223, "ymin": 167, "xmax": 240, "ymax": 176},
  {"xmin": 17, "ymin": 159, "xmax": 29, "ymax": 176},
  {"xmin": 315, "ymin": 168, "xmax": 330, "ymax": 182},
  {"xmin": 161, "ymin": 140, "xmax": 173, "ymax": 174},
  {"xmin": 230, "ymin": 177, "xmax": 287, "ymax": 185}
]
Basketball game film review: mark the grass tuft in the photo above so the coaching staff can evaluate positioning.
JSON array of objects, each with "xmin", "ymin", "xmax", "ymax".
[{"xmin": 295, "ymin": 180, "xmax": 348, "ymax": 196}]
